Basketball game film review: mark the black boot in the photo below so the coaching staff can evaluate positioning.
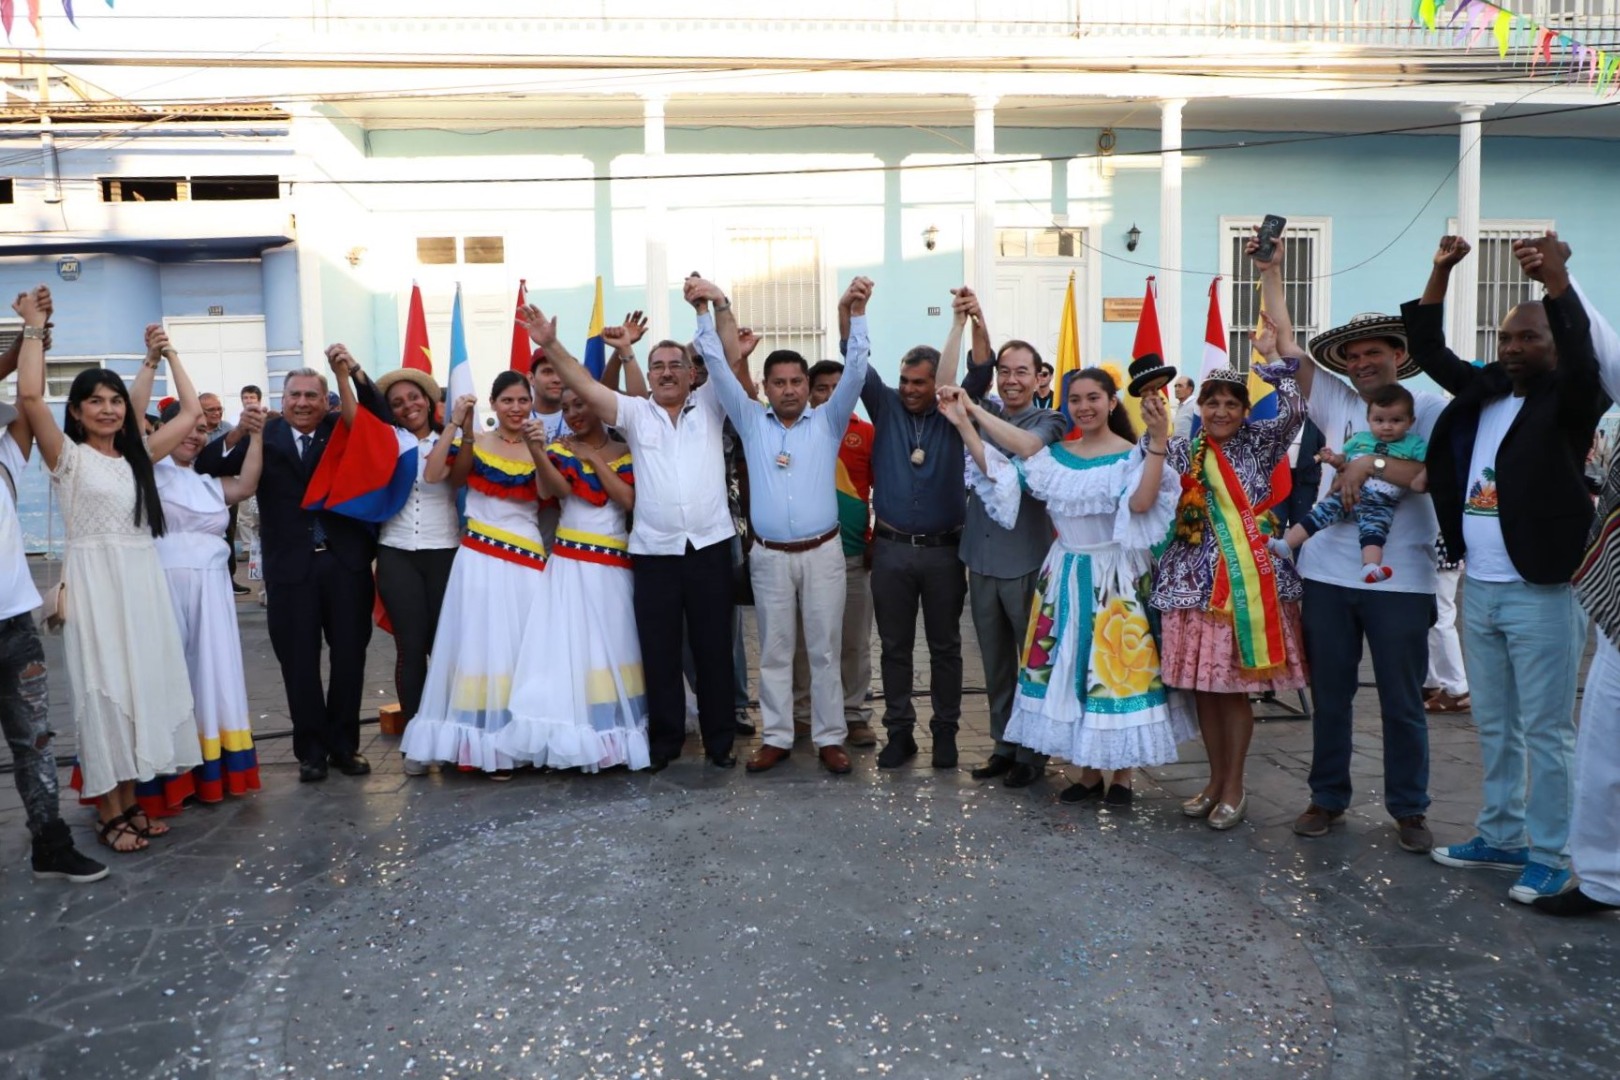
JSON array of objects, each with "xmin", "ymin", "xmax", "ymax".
[
  {"xmin": 930, "ymin": 722, "xmax": 958, "ymax": 769},
  {"xmin": 31, "ymin": 820, "xmax": 109, "ymax": 884}
]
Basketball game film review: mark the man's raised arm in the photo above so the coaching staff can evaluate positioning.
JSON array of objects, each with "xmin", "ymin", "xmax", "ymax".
[{"xmin": 518, "ymin": 302, "xmax": 622, "ymax": 425}]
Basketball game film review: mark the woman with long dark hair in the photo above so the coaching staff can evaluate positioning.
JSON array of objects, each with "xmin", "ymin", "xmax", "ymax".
[
  {"xmin": 943, "ymin": 367, "xmax": 1191, "ymax": 807},
  {"xmin": 400, "ymin": 370, "xmax": 547, "ymax": 779},
  {"xmin": 15, "ymin": 294, "xmax": 201, "ymax": 853}
]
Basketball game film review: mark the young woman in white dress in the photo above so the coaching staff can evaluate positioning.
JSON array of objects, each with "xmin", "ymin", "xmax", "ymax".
[
  {"xmin": 15, "ymin": 296, "xmax": 201, "ymax": 854},
  {"xmin": 503, "ymin": 387, "xmax": 647, "ymax": 771},
  {"xmin": 129, "ymin": 325, "xmax": 266, "ymax": 814}
]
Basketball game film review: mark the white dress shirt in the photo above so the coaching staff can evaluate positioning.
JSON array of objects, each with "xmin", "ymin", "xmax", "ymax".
[
  {"xmin": 613, "ymin": 379, "xmax": 735, "ymax": 556},
  {"xmin": 379, "ymin": 430, "xmax": 461, "ymax": 551}
]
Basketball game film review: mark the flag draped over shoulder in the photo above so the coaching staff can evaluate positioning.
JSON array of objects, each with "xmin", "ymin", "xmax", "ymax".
[
  {"xmin": 301, "ymin": 410, "xmax": 417, "ymax": 524},
  {"xmin": 583, "ymin": 276, "xmax": 606, "ymax": 380}
]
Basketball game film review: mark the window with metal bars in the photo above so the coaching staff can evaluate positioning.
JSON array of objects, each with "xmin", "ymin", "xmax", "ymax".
[
  {"xmin": 1220, "ymin": 218, "xmax": 1330, "ymax": 372},
  {"xmin": 726, "ymin": 228, "xmax": 824, "ymax": 377},
  {"xmin": 1473, "ymin": 222, "xmax": 1552, "ymax": 365}
]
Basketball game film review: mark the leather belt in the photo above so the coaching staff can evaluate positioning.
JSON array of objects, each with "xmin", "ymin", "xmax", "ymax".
[
  {"xmin": 754, "ymin": 525, "xmax": 840, "ymax": 554},
  {"xmin": 312, "ymin": 541, "xmax": 330, "ymax": 553},
  {"xmin": 873, "ymin": 523, "xmax": 961, "ymax": 548}
]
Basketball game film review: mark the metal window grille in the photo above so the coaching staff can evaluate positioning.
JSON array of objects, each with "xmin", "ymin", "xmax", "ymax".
[
  {"xmin": 1224, "ymin": 222, "xmax": 1326, "ymax": 372},
  {"xmin": 727, "ymin": 228, "xmax": 824, "ymax": 372},
  {"xmin": 1475, "ymin": 226, "xmax": 1549, "ymax": 365}
]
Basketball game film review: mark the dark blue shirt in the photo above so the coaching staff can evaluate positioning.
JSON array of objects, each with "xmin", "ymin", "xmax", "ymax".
[{"xmin": 860, "ymin": 366, "xmax": 965, "ymax": 535}]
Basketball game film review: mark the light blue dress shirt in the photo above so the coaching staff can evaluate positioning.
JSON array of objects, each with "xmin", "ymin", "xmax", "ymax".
[{"xmin": 695, "ymin": 312, "xmax": 870, "ymax": 544}]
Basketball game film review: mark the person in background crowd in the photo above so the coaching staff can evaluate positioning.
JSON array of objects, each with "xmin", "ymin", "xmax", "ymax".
[
  {"xmin": 131, "ymin": 327, "xmax": 266, "ymax": 817},
  {"xmin": 0, "ymin": 285, "xmax": 107, "ymax": 882},
  {"xmin": 696, "ymin": 275, "xmax": 873, "ymax": 776},
  {"xmin": 528, "ymin": 349, "xmax": 569, "ymax": 550},
  {"xmin": 959, "ymin": 317, "xmax": 1068, "ymax": 790},
  {"xmin": 17, "ymin": 291, "xmax": 202, "ymax": 853},
  {"xmin": 372, "ymin": 366, "xmax": 459, "ymax": 739},
  {"xmin": 401, "ymin": 372, "xmax": 547, "ymax": 779},
  {"xmin": 791, "ymin": 358, "xmax": 877, "ymax": 748},
  {"xmin": 1152, "ymin": 317, "xmax": 1308, "ymax": 831},
  {"xmin": 1172, "ymin": 375, "xmax": 1198, "ymax": 440},
  {"xmin": 861, "ymin": 287, "xmax": 970, "ymax": 771},
  {"xmin": 1034, "ymin": 360, "xmax": 1055, "ymax": 409},
  {"xmin": 1423, "ymin": 539, "xmax": 1470, "ymax": 714},
  {"xmin": 1414, "ymin": 234, "xmax": 1608, "ymax": 905},
  {"xmin": 234, "ymin": 383, "xmax": 266, "ymax": 602}
]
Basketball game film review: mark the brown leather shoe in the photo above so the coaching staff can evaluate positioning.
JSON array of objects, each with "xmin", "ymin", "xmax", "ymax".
[
  {"xmin": 746, "ymin": 744, "xmax": 792, "ymax": 773},
  {"xmin": 845, "ymin": 722, "xmax": 878, "ymax": 748},
  {"xmin": 818, "ymin": 745, "xmax": 852, "ymax": 774}
]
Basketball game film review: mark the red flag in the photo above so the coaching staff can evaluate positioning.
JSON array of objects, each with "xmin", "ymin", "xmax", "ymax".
[
  {"xmin": 509, "ymin": 279, "xmax": 530, "ymax": 372},
  {"xmin": 1131, "ymin": 276, "xmax": 1163, "ymax": 360},
  {"xmin": 402, "ymin": 283, "xmax": 432, "ymax": 374},
  {"xmin": 25, "ymin": 0, "xmax": 38, "ymax": 36}
]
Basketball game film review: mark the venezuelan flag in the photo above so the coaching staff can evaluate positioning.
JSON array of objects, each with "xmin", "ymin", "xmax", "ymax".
[{"xmin": 583, "ymin": 276, "xmax": 606, "ymax": 380}]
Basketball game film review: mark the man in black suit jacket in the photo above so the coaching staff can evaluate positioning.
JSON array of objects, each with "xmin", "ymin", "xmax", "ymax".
[
  {"xmin": 198, "ymin": 348, "xmax": 393, "ymax": 782},
  {"xmin": 1405, "ymin": 233, "xmax": 1609, "ymax": 904}
]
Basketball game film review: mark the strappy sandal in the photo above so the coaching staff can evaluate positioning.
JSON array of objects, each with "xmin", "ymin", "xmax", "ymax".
[
  {"xmin": 120, "ymin": 806, "xmax": 170, "ymax": 839},
  {"xmin": 1425, "ymin": 691, "xmax": 1472, "ymax": 714},
  {"xmin": 97, "ymin": 815, "xmax": 148, "ymax": 853}
]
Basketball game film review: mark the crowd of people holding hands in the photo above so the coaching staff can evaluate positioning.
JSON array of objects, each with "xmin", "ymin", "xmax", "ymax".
[{"xmin": 4, "ymin": 224, "xmax": 1619, "ymax": 921}]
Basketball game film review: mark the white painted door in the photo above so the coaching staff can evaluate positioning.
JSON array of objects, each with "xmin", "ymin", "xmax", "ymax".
[
  {"xmin": 992, "ymin": 263, "xmax": 1085, "ymax": 371},
  {"xmin": 162, "ymin": 317, "xmax": 269, "ymax": 417}
]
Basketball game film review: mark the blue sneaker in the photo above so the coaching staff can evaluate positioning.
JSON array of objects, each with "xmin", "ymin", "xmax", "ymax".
[
  {"xmin": 1509, "ymin": 864, "xmax": 1575, "ymax": 905},
  {"xmin": 1430, "ymin": 836, "xmax": 1530, "ymax": 871}
]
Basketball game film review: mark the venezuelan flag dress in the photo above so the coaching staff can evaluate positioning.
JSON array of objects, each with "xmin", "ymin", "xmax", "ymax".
[
  {"xmin": 400, "ymin": 442, "xmax": 548, "ymax": 772},
  {"xmin": 502, "ymin": 443, "xmax": 649, "ymax": 771}
]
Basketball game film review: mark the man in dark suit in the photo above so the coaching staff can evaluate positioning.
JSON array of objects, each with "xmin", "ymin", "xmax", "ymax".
[{"xmin": 198, "ymin": 348, "xmax": 392, "ymax": 782}]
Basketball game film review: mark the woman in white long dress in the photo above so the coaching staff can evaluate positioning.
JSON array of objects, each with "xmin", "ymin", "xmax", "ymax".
[
  {"xmin": 400, "ymin": 371, "xmax": 548, "ymax": 777},
  {"xmin": 942, "ymin": 369, "xmax": 1193, "ymax": 806},
  {"xmin": 126, "ymin": 328, "xmax": 266, "ymax": 815},
  {"xmin": 503, "ymin": 388, "xmax": 647, "ymax": 770},
  {"xmin": 16, "ymin": 301, "xmax": 200, "ymax": 854}
]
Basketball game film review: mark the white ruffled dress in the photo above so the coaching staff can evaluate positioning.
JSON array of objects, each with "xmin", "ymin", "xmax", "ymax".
[{"xmin": 974, "ymin": 441, "xmax": 1196, "ymax": 770}]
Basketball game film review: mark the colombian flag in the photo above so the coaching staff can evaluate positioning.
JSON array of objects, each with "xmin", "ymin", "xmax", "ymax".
[
  {"xmin": 1053, "ymin": 271, "xmax": 1080, "ymax": 425},
  {"xmin": 583, "ymin": 276, "xmax": 606, "ymax": 380}
]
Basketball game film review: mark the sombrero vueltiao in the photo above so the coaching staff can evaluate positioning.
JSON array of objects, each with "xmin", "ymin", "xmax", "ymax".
[
  {"xmin": 376, "ymin": 367, "xmax": 442, "ymax": 402},
  {"xmin": 1308, "ymin": 313, "xmax": 1419, "ymax": 380}
]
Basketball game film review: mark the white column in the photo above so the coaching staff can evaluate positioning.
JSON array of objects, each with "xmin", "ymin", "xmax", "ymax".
[
  {"xmin": 643, "ymin": 93, "xmax": 670, "ymax": 340},
  {"xmin": 972, "ymin": 95, "xmax": 998, "ymax": 332},
  {"xmin": 1449, "ymin": 103, "xmax": 1486, "ymax": 355},
  {"xmin": 1158, "ymin": 99, "xmax": 1185, "ymax": 367}
]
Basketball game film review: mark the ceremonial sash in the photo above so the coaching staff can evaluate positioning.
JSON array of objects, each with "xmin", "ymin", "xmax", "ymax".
[{"xmin": 1202, "ymin": 438, "xmax": 1287, "ymax": 676}]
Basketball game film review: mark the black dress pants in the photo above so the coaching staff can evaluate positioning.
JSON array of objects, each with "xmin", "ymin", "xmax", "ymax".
[
  {"xmin": 633, "ymin": 538, "xmax": 736, "ymax": 761},
  {"xmin": 376, "ymin": 544, "xmax": 457, "ymax": 723},
  {"xmin": 266, "ymin": 553, "xmax": 376, "ymax": 764}
]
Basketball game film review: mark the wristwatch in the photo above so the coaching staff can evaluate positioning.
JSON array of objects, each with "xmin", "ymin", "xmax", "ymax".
[{"xmin": 1372, "ymin": 456, "xmax": 1388, "ymax": 480}]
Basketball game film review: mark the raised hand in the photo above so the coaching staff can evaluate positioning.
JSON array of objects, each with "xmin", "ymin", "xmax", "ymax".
[
  {"xmin": 521, "ymin": 418, "xmax": 550, "ymax": 447},
  {"xmin": 1245, "ymin": 225, "xmax": 1284, "ymax": 273},
  {"xmin": 12, "ymin": 289, "xmax": 44, "ymax": 326},
  {"xmin": 238, "ymin": 404, "xmax": 267, "ymax": 436},
  {"xmin": 1512, "ymin": 231, "xmax": 1567, "ymax": 286},
  {"xmin": 617, "ymin": 310, "xmax": 648, "ymax": 345},
  {"xmin": 1434, "ymin": 235, "xmax": 1472, "ymax": 269},
  {"xmin": 737, "ymin": 327, "xmax": 763, "ymax": 360},
  {"xmin": 684, "ymin": 275, "xmax": 725, "ymax": 311},
  {"xmin": 517, "ymin": 303, "xmax": 558, "ymax": 349},
  {"xmin": 951, "ymin": 285, "xmax": 981, "ymax": 323},
  {"xmin": 452, "ymin": 394, "xmax": 477, "ymax": 430},
  {"xmin": 325, "ymin": 344, "xmax": 357, "ymax": 378},
  {"xmin": 841, "ymin": 276, "xmax": 874, "ymax": 317},
  {"xmin": 144, "ymin": 323, "xmax": 175, "ymax": 362},
  {"xmin": 1251, "ymin": 312, "xmax": 1280, "ymax": 360},
  {"xmin": 1139, "ymin": 387, "xmax": 1170, "ymax": 443}
]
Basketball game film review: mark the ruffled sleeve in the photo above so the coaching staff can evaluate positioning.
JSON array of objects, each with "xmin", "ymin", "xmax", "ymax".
[
  {"xmin": 1113, "ymin": 447, "xmax": 1179, "ymax": 554},
  {"xmin": 967, "ymin": 444, "xmax": 1025, "ymax": 530},
  {"xmin": 47, "ymin": 437, "xmax": 79, "ymax": 483}
]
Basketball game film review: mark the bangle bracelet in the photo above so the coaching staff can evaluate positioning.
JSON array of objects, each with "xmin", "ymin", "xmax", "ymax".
[
  {"xmin": 21, "ymin": 326, "xmax": 46, "ymax": 340},
  {"xmin": 1146, "ymin": 446, "xmax": 1166, "ymax": 456},
  {"xmin": 714, "ymin": 301, "xmax": 731, "ymax": 313}
]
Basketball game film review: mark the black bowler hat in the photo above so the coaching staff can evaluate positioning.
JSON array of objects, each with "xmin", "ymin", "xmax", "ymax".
[{"xmin": 1127, "ymin": 352, "xmax": 1178, "ymax": 398}]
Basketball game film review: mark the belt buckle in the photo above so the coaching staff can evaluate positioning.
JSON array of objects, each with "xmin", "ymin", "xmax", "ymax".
[{"xmin": 312, "ymin": 541, "xmax": 330, "ymax": 553}]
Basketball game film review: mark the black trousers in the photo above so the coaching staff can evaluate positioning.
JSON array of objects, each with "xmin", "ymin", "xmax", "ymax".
[
  {"xmin": 376, "ymin": 544, "xmax": 457, "ymax": 723},
  {"xmin": 633, "ymin": 538, "xmax": 736, "ymax": 761},
  {"xmin": 225, "ymin": 504, "xmax": 240, "ymax": 582},
  {"xmin": 266, "ymin": 552, "xmax": 376, "ymax": 764}
]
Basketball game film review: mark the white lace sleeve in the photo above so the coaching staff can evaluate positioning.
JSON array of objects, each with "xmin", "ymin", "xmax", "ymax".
[
  {"xmin": 968, "ymin": 444, "xmax": 1024, "ymax": 530},
  {"xmin": 47, "ymin": 437, "xmax": 78, "ymax": 483},
  {"xmin": 1113, "ymin": 447, "xmax": 1178, "ymax": 553}
]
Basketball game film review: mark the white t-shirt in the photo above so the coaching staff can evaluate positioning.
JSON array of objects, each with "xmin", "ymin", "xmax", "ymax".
[
  {"xmin": 0, "ymin": 432, "xmax": 42, "ymax": 620},
  {"xmin": 1299, "ymin": 372, "xmax": 1444, "ymax": 594},
  {"xmin": 1461, "ymin": 395, "xmax": 1525, "ymax": 584}
]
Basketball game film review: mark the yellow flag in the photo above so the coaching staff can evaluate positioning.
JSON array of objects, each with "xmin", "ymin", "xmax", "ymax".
[
  {"xmin": 1494, "ymin": 10, "xmax": 1513, "ymax": 57},
  {"xmin": 1053, "ymin": 270, "xmax": 1081, "ymax": 402}
]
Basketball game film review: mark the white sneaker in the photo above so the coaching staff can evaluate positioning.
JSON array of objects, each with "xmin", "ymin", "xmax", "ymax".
[{"xmin": 402, "ymin": 758, "xmax": 431, "ymax": 777}]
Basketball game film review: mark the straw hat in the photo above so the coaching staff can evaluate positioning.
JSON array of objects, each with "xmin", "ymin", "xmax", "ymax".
[
  {"xmin": 1307, "ymin": 313, "xmax": 1418, "ymax": 379},
  {"xmin": 376, "ymin": 368, "xmax": 441, "ymax": 402}
]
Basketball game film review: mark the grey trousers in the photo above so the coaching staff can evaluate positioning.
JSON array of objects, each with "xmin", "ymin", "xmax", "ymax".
[
  {"xmin": 870, "ymin": 537, "xmax": 966, "ymax": 735},
  {"xmin": 969, "ymin": 568, "xmax": 1048, "ymax": 766},
  {"xmin": 0, "ymin": 612, "xmax": 61, "ymax": 836}
]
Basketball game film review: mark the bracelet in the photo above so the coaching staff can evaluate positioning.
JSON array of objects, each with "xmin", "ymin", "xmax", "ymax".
[
  {"xmin": 20, "ymin": 325, "xmax": 45, "ymax": 340},
  {"xmin": 1146, "ymin": 446, "xmax": 1166, "ymax": 456},
  {"xmin": 714, "ymin": 301, "xmax": 731, "ymax": 313}
]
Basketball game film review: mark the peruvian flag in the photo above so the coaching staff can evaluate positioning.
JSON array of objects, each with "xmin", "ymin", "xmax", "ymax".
[
  {"xmin": 1200, "ymin": 276, "xmax": 1228, "ymax": 381},
  {"xmin": 508, "ymin": 279, "xmax": 531, "ymax": 372},
  {"xmin": 402, "ymin": 282, "xmax": 432, "ymax": 374},
  {"xmin": 1132, "ymin": 275, "xmax": 1163, "ymax": 362}
]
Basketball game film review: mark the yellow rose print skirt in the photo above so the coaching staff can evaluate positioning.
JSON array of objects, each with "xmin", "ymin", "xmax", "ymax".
[{"xmin": 1006, "ymin": 543, "xmax": 1197, "ymax": 770}]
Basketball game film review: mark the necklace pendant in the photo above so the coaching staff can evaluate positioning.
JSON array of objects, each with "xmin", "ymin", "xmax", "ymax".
[
  {"xmin": 910, "ymin": 447, "xmax": 926, "ymax": 466},
  {"xmin": 775, "ymin": 451, "xmax": 792, "ymax": 469}
]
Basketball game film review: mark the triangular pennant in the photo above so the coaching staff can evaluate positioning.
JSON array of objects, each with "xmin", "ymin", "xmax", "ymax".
[{"xmin": 1493, "ymin": 9, "xmax": 1513, "ymax": 57}]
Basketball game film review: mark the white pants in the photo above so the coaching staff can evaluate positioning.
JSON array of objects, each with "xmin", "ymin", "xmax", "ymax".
[
  {"xmin": 1425, "ymin": 565, "xmax": 1468, "ymax": 696},
  {"xmin": 1572, "ymin": 630, "xmax": 1620, "ymax": 904},
  {"xmin": 751, "ymin": 539, "xmax": 848, "ymax": 749},
  {"xmin": 791, "ymin": 553, "xmax": 873, "ymax": 726}
]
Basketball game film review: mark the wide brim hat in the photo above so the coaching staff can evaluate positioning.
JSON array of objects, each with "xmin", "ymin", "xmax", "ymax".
[
  {"xmin": 376, "ymin": 367, "xmax": 441, "ymax": 402},
  {"xmin": 1126, "ymin": 352, "xmax": 1178, "ymax": 398},
  {"xmin": 1308, "ymin": 313, "xmax": 1419, "ymax": 379}
]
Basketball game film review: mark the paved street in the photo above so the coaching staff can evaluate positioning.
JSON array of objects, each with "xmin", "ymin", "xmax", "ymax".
[{"xmin": 1, "ymin": 562, "xmax": 1616, "ymax": 1079}]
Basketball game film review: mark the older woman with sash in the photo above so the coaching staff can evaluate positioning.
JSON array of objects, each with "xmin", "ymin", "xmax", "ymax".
[{"xmin": 1152, "ymin": 328, "xmax": 1307, "ymax": 830}]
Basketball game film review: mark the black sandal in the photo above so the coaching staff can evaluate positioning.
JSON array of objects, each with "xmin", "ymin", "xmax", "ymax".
[
  {"xmin": 119, "ymin": 806, "xmax": 170, "ymax": 839},
  {"xmin": 97, "ymin": 815, "xmax": 148, "ymax": 853}
]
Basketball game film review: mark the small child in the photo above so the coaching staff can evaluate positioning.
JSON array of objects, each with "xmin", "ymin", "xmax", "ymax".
[{"xmin": 1277, "ymin": 383, "xmax": 1427, "ymax": 583}]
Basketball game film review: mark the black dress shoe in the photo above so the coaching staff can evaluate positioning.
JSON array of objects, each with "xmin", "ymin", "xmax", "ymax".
[
  {"xmin": 299, "ymin": 759, "xmax": 329, "ymax": 783},
  {"xmin": 931, "ymin": 734, "xmax": 958, "ymax": 770},
  {"xmin": 328, "ymin": 752, "xmax": 371, "ymax": 777},
  {"xmin": 646, "ymin": 754, "xmax": 673, "ymax": 773},
  {"xmin": 707, "ymin": 752, "xmax": 738, "ymax": 769},
  {"xmin": 1058, "ymin": 779, "xmax": 1105, "ymax": 804},
  {"xmin": 1003, "ymin": 763, "xmax": 1045, "ymax": 789},
  {"xmin": 971, "ymin": 755, "xmax": 1015, "ymax": 780},
  {"xmin": 1534, "ymin": 888, "xmax": 1620, "ymax": 917},
  {"xmin": 876, "ymin": 733, "xmax": 918, "ymax": 769}
]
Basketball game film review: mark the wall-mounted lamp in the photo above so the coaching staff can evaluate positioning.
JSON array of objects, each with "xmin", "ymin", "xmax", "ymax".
[
  {"xmin": 345, "ymin": 246, "xmax": 366, "ymax": 267},
  {"xmin": 923, "ymin": 224, "xmax": 939, "ymax": 251},
  {"xmin": 1125, "ymin": 224, "xmax": 1141, "ymax": 253}
]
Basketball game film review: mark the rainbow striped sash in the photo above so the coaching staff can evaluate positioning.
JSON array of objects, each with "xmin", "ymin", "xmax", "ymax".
[{"xmin": 1202, "ymin": 438, "xmax": 1286, "ymax": 676}]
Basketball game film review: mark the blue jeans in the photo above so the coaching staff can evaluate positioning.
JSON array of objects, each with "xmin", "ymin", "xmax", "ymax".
[
  {"xmin": 1302, "ymin": 580, "xmax": 1433, "ymax": 819},
  {"xmin": 1461, "ymin": 577, "xmax": 1584, "ymax": 869}
]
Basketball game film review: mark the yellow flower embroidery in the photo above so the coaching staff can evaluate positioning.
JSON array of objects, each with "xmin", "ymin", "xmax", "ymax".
[{"xmin": 1092, "ymin": 597, "xmax": 1159, "ymax": 698}]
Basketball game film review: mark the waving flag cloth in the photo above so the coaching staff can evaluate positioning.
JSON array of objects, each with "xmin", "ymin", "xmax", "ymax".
[
  {"xmin": 583, "ymin": 276, "xmax": 607, "ymax": 380},
  {"xmin": 300, "ymin": 413, "xmax": 417, "ymax": 525},
  {"xmin": 1054, "ymin": 271, "xmax": 1083, "ymax": 436},
  {"xmin": 508, "ymin": 279, "xmax": 530, "ymax": 372},
  {"xmin": 403, "ymin": 282, "xmax": 432, "ymax": 373}
]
